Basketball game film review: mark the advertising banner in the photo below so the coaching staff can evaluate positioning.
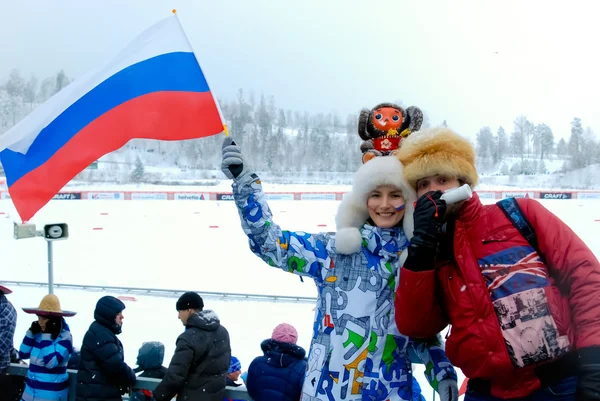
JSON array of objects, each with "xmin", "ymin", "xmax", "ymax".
[{"xmin": 88, "ymin": 192, "xmax": 124, "ymax": 200}]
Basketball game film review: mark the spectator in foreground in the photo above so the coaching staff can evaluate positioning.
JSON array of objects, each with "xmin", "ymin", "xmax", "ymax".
[
  {"xmin": 76, "ymin": 296, "xmax": 136, "ymax": 401},
  {"xmin": 19, "ymin": 294, "xmax": 75, "ymax": 401},
  {"xmin": 246, "ymin": 323, "xmax": 307, "ymax": 401},
  {"xmin": 153, "ymin": 292, "xmax": 231, "ymax": 401}
]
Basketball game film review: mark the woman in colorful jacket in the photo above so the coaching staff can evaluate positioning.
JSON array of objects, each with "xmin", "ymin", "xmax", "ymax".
[
  {"xmin": 19, "ymin": 294, "xmax": 75, "ymax": 401},
  {"xmin": 221, "ymin": 137, "xmax": 458, "ymax": 401}
]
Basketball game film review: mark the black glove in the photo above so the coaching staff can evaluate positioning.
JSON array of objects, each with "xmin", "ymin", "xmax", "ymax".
[
  {"xmin": 411, "ymin": 190, "xmax": 447, "ymax": 247},
  {"xmin": 404, "ymin": 191, "xmax": 447, "ymax": 272},
  {"xmin": 578, "ymin": 346, "xmax": 600, "ymax": 400},
  {"xmin": 45, "ymin": 318, "xmax": 63, "ymax": 340},
  {"xmin": 29, "ymin": 321, "xmax": 42, "ymax": 335}
]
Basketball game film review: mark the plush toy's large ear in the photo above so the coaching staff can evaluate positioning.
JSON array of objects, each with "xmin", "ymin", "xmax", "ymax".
[
  {"xmin": 358, "ymin": 108, "xmax": 372, "ymax": 140},
  {"xmin": 405, "ymin": 106, "xmax": 424, "ymax": 132}
]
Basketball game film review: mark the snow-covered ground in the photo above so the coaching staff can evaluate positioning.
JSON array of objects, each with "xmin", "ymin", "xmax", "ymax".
[{"xmin": 2, "ymin": 194, "xmax": 599, "ymax": 400}]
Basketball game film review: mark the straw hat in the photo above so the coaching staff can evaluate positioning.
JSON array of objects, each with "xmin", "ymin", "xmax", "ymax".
[
  {"xmin": 22, "ymin": 294, "xmax": 76, "ymax": 317},
  {"xmin": 0, "ymin": 285, "xmax": 12, "ymax": 295}
]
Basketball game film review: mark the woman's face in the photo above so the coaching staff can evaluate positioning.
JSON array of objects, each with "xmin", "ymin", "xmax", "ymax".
[
  {"xmin": 367, "ymin": 185, "xmax": 406, "ymax": 228},
  {"xmin": 37, "ymin": 315, "xmax": 49, "ymax": 331}
]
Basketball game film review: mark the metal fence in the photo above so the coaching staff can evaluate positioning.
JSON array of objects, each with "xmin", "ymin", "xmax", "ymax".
[
  {"xmin": 0, "ymin": 280, "xmax": 317, "ymax": 304},
  {"xmin": 7, "ymin": 363, "xmax": 253, "ymax": 401}
]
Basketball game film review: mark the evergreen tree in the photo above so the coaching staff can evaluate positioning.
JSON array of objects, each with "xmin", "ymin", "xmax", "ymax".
[
  {"xmin": 534, "ymin": 124, "xmax": 554, "ymax": 160},
  {"xmin": 54, "ymin": 70, "xmax": 70, "ymax": 94},
  {"xmin": 476, "ymin": 126, "xmax": 494, "ymax": 159},
  {"xmin": 568, "ymin": 117, "xmax": 584, "ymax": 168},
  {"xmin": 496, "ymin": 126, "xmax": 508, "ymax": 161},
  {"xmin": 131, "ymin": 156, "xmax": 145, "ymax": 182},
  {"xmin": 556, "ymin": 138, "xmax": 568, "ymax": 156}
]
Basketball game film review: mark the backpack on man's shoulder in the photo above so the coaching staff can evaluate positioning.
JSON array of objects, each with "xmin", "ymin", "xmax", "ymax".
[{"xmin": 496, "ymin": 197, "xmax": 545, "ymax": 262}]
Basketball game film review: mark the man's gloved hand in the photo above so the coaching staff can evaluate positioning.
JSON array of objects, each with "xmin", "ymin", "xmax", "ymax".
[
  {"xmin": 411, "ymin": 190, "xmax": 447, "ymax": 248},
  {"xmin": 578, "ymin": 347, "xmax": 600, "ymax": 400},
  {"xmin": 46, "ymin": 318, "xmax": 62, "ymax": 340},
  {"xmin": 404, "ymin": 191, "xmax": 447, "ymax": 272},
  {"xmin": 438, "ymin": 378, "xmax": 459, "ymax": 401},
  {"xmin": 29, "ymin": 321, "xmax": 42, "ymax": 335},
  {"xmin": 221, "ymin": 137, "xmax": 249, "ymax": 180}
]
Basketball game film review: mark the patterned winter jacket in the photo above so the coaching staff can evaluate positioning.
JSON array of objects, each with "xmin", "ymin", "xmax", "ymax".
[
  {"xmin": 395, "ymin": 194, "xmax": 600, "ymax": 398},
  {"xmin": 232, "ymin": 173, "xmax": 456, "ymax": 401},
  {"xmin": 19, "ymin": 319, "xmax": 73, "ymax": 401},
  {"xmin": 0, "ymin": 294, "xmax": 17, "ymax": 371}
]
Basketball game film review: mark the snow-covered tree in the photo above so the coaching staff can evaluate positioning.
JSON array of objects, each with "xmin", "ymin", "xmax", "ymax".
[
  {"xmin": 496, "ymin": 126, "xmax": 508, "ymax": 161},
  {"xmin": 23, "ymin": 76, "xmax": 38, "ymax": 108},
  {"xmin": 556, "ymin": 138, "xmax": 568, "ymax": 156},
  {"xmin": 476, "ymin": 126, "xmax": 494, "ymax": 159},
  {"xmin": 37, "ymin": 77, "xmax": 55, "ymax": 103},
  {"xmin": 5, "ymin": 69, "xmax": 24, "ymax": 97},
  {"xmin": 568, "ymin": 117, "xmax": 584, "ymax": 168},
  {"xmin": 534, "ymin": 123, "xmax": 554, "ymax": 160},
  {"xmin": 130, "ymin": 156, "xmax": 146, "ymax": 182},
  {"xmin": 54, "ymin": 70, "xmax": 70, "ymax": 94}
]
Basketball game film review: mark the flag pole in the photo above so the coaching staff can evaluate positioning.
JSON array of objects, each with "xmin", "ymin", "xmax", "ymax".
[{"xmin": 172, "ymin": 9, "xmax": 229, "ymax": 136}]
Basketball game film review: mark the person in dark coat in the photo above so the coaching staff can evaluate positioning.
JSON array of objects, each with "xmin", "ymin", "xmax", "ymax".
[
  {"xmin": 0, "ymin": 348, "xmax": 27, "ymax": 401},
  {"xmin": 76, "ymin": 296, "xmax": 136, "ymax": 401},
  {"xmin": 153, "ymin": 292, "xmax": 231, "ymax": 401},
  {"xmin": 68, "ymin": 348, "xmax": 81, "ymax": 370},
  {"xmin": 130, "ymin": 342, "xmax": 167, "ymax": 401},
  {"xmin": 246, "ymin": 323, "xmax": 308, "ymax": 401},
  {"xmin": 134, "ymin": 342, "xmax": 167, "ymax": 379}
]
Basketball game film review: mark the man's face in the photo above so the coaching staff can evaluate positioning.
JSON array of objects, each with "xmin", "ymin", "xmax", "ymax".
[
  {"xmin": 227, "ymin": 370, "xmax": 241, "ymax": 382},
  {"xmin": 115, "ymin": 312, "xmax": 124, "ymax": 327},
  {"xmin": 178, "ymin": 309, "xmax": 194, "ymax": 326},
  {"xmin": 416, "ymin": 175, "xmax": 461, "ymax": 198}
]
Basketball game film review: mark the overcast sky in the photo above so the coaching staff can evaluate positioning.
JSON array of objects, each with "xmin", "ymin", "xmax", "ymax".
[{"xmin": 1, "ymin": 0, "xmax": 599, "ymax": 140}]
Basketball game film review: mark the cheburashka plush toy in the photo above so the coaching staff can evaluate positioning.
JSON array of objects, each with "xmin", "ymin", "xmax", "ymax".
[{"xmin": 358, "ymin": 103, "xmax": 424, "ymax": 163}]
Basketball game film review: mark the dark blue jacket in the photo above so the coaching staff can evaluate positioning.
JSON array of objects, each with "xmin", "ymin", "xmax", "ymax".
[
  {"xmin": 246, "ymin": 339, "xmax": 307, "ymax": 401},
  {"xmin": 76, "ymin": 296, "xmax": 136, "ymax": 401},
  {"xmin": 130, "ymin": 342, "xmax": 167, "ymax": 401}
]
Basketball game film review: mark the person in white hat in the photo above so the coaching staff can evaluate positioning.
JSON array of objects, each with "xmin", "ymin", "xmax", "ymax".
[
  {"xmin": 19, "ymin": 293, "xmax": 75, "ymax": 401},
  {"xmin": 221, "ymin": 137, "xmax": 458, "ymax": 401}
]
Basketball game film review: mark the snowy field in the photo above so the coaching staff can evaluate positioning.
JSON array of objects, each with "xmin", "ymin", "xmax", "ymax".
[{"xmin": 2, "ymin": 194, "xmax": 599, "ymax": 400}]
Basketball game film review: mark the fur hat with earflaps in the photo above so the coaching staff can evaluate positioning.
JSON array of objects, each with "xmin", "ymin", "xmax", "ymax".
[
  {"xmin": 335, "ymin": 156, "xmax": 417, "ymax": 255},
  {"xmin": 397, "ymin": 126, "xmax": 479, "ymax": 190},
  {"xmin": 22, "ymin": 294, "xmax": 76, "ymax": 317}
]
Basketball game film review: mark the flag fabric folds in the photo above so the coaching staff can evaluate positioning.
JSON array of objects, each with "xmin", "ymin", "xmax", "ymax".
[{"xmin": 0, "ymin": 15, "xmax": 224, "ymax": 222}]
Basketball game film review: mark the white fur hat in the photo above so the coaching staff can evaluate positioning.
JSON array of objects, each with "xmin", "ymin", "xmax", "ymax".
[{"xmin": 335, "ymin": 156, "xmax": 416, "ymax": 255}]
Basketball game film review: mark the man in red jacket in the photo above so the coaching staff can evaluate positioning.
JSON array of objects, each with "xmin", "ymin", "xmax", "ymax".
[{"xmin": 394, "ymin": 126, "xmax": 600, "ymax": 400}]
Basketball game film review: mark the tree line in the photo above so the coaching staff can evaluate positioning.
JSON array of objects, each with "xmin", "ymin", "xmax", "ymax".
[
  {"xmin": 1, "ymin": 68, "xmax": 597, "ymax": 182},
  {"xmin": 475, "ymin": 115, "xmax": 598, "ymax": 175}
]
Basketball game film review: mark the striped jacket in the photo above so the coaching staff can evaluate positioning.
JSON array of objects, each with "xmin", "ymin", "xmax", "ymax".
[{"xmin": 19, "ymin": 319, "xmax": 73, "ymax": 401}]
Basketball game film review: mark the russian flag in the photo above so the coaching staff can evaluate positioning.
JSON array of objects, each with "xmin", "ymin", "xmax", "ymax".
[{"xmin": 0, "ymin": 14, "xmax": 224, "ymax": 222}]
